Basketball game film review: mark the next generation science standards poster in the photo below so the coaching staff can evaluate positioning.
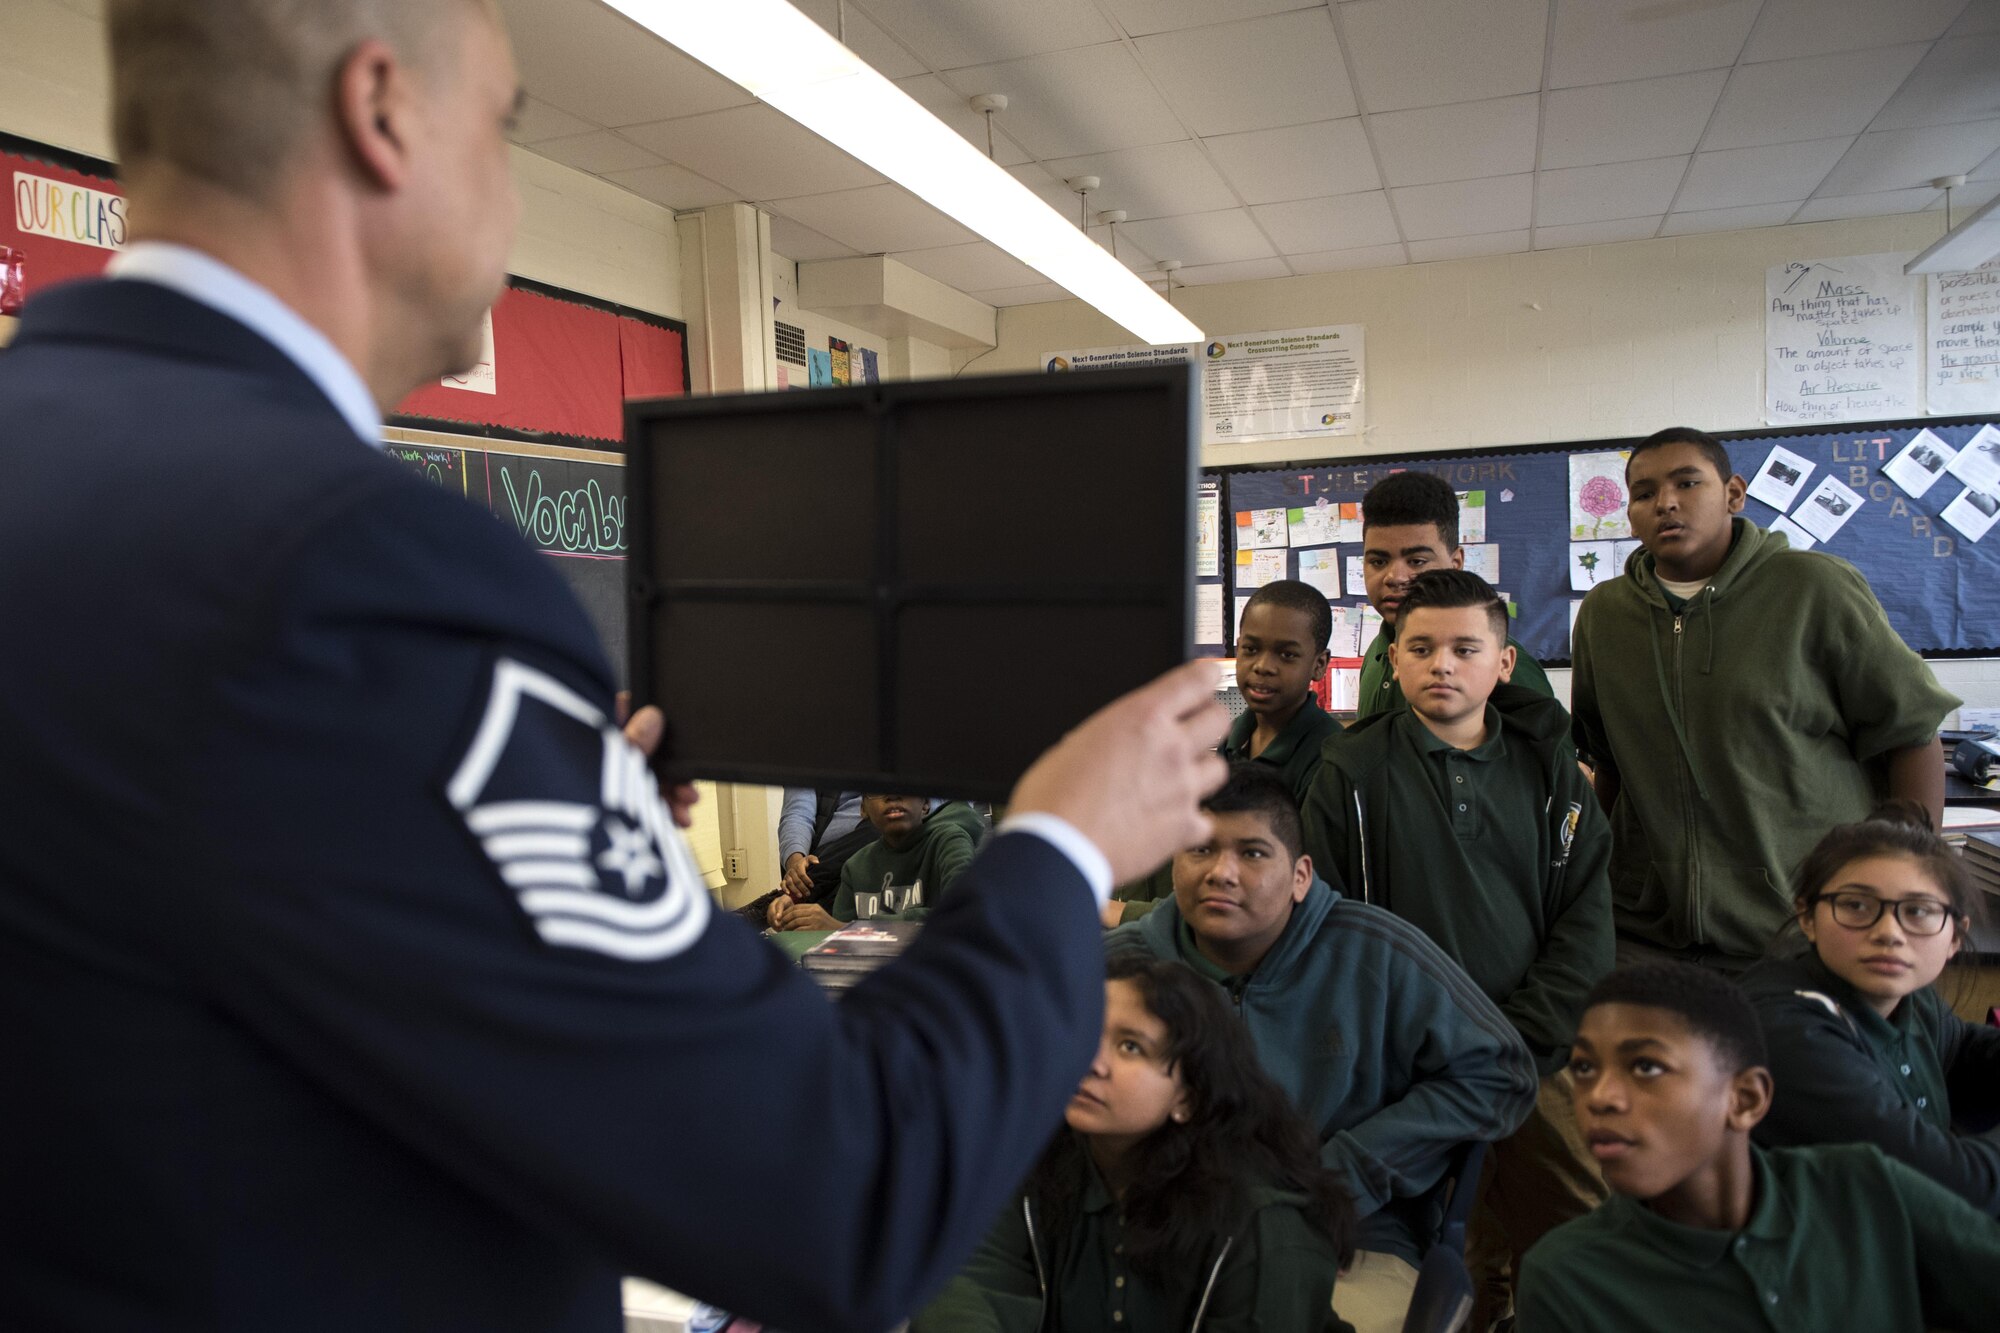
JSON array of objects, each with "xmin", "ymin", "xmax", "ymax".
[{"xmin": 1044, "ymin": 324, "xmax": 1365, "ymax": 447}]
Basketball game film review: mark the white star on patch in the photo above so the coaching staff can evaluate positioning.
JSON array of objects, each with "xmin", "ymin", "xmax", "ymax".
[{"xmin": 598, "ymin": 815, "xmax": 664, "ymax": 896}]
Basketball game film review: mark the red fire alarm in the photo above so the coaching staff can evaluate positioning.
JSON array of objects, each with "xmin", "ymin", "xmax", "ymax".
[{"xmin": 0, "ymin": 245, "xmax": 24, "ymax": 317}]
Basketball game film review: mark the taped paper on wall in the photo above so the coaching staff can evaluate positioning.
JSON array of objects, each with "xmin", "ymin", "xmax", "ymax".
[
  {"xmin": 1747, "ymin": 445, "xmax": 1814, "ymax": 512},
  {"xmin": 1882, "ymin": 428, "xmax": 1956, "ymax": 499}
]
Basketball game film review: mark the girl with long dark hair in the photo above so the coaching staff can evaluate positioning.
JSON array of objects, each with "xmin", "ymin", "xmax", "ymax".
[{"xmin": 913, "ymin": 954, "xmax": 1356, "ymax": 1331}]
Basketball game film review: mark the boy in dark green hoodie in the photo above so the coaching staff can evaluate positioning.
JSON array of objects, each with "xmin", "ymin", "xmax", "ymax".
[
  {"xmin": 1108, "ymin": 763, "xmax": 1536, "ymax": 1333},
  {"xmin": 1519, "ymin": 962, "xmax": 2000, "ymax": 1332},
  {"xmin": 769, "ymin": 795, "xmax": 984, "ymax": 929},
  {"xmin": 1355, "ymin": 471, "xmax": 1551, "ymax": 718},
  {"xmin": 1570, "ymin": 427, "xmax": 1959, "ymax": 969},
  {"xmin": 1302, "ymin": 568, "xmax": 1613, "ymax": 1329}
]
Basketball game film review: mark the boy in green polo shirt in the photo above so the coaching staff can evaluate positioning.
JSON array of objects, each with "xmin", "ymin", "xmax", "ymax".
[
  {"xmin": 1570, "ymin": 426, "xmax": 1959, "ymax": 969},
  {"xmin": 1355, "ymin": 471, "xmax": 1550, "ymax": 718},
  {"xmin": 769, "ymin": 795, "xmax": 984, "ymax": 929},
  {"xmin": 1302, "ymin": 568, "xmax": 1612, "ymax": 1330},
  {"xmin": 1519, "ymin": 962, "xmax": 2000, "ymax": 1331}
]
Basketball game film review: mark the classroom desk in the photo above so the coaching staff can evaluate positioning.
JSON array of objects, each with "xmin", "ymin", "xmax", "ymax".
[{"xmin": 767, "ymin": 928, "xmax": 833, "ymax": 962}]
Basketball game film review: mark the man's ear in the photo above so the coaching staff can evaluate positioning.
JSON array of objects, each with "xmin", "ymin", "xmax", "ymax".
[
  {"xmin": 1796, "ymin": 900, "xmax": 1818, "ymax": 945},
  {"xmin": 1725, "ymin": 474, "xmax": 1749, "ymax": 514},
  {"xmin": 1450, "ymin": 546, "xmax": 1466, "ymax": 570},
  {"xmin": 1292, "ymin": 854, "xmax": 1313, "ymax": 903},
  {"xmin": 335, "ymin": 37, "xmax": 415, "ymax": 191},
  {"xmin": 1497, "ymin": 642, "xmax": 1518, "ymax": 682},
  {"xmin": 1726, "ymin": 1066, "xmax": 1773, "ymax": 1133},
  {"xmin": 1313, "ymin": 648, "xmax": 1332, "ymax": 679}
]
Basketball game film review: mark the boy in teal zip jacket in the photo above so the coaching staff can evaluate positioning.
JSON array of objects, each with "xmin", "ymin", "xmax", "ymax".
[
  {"xmin": 1108, "ymin": 764, "xmax": 1536, "ymax": 1333},
  {"xmin": 1571, "ymin": 427, "xmax": 1958, "ymax": 967}
]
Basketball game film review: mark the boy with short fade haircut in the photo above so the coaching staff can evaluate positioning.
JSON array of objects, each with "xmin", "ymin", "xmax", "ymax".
[
  {"xmin": 1109, "ymin": 763, "xmax": 1536, "ymax": 1333},
  {"xmin": 1356, "ymin": 471, "xmax": 1550, "ymax": 718},
  {"xmin": 1519, "ymin": 962, "xmax": 2000, "ymax": 1331},
  {"xmin": 1302, "ymin": 567, "xmax": 1612, "ymax": 1326},
  {"xmin": 1571, "ymin": 426, "xmax": 1959, "ymax": 969},
  {"xmin": 770, "ymin": 796, "xmax": 985, "ymax": 929}
]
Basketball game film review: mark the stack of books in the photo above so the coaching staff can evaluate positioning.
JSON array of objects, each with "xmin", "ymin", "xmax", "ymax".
[
  {"xmin": 1962, "ymin": 829, "xmax": 2000, "ymax": 900},
  {"xmin": 799, "ymin": 919, "xmax": 920, "ymax": 995}
]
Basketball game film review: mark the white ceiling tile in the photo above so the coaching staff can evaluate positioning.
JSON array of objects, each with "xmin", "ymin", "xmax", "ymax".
[
  {"xmin": 1976, "ymin": 147, "xmax": 2000, "ymax": 181},
  {"xmin": 600, "ymin": 163, "xmax": 741, "ymax": 210},
  {"xmin": 941, "ymin": 45, "xmax": 1183, "ymax": 158},
  {"xmin": 1369, "ymin": 94, "xmax": 1539, "ymax": 187},
  {"xmin": 1871, "ymin": 35, "xmax": 2000, "ymax": 132},
  {"xmin": 1339, "ymin": 0, "xmax": 1548, "ymax": 112},
  {"xmin": 496, "ymin": 0, "xmax": 753, "ymax": 127},
  {"xmin": 1659, "ymin": 202, "xmax": 1805, "ymax": 235},
  {"xmin": 527, "ymin": 130, "xmax": 663, "ymax": 176},
  {"xmin": 971, "ymin": 281, "xmax": 1076, "ymax": 307},
  {"xmin": 893, "ymin": 75, "xmax": 1034, "ymax": 167},
  {"xmin": 1739, "ymin": 0, "xmax": 1963, "ymax": 63},
  {"xmin": 1251, "ymin": 192, "xmax": 1401, "ymax": 252},
  {"xmin": 854, "ymin": 0, "xmax": 1118, "ymax": 69},
  {"xmin": 1703, "ymin": 45, "xmax": 1928, "ymax": 151},
  {"xmin": 508, "ymin": 97, "xmax": 597, "ymax": 146},
  {"xmin": 1676, "ymin": 137, "xmax": 1854, "ymax": 210},
  {"xmin": 791, "ymin": 0, "xmax": 928, "ymax": 79},
  {"xmin": 892, "ymin": 242, "xmax": 1048, "ymax": 293},
  {"xmin": 1136, "ymin": 9, "xmax": 1356, "ymax": 136},
  {"xmin": 621, "ymin": 105, "xmax": 883, "ymax": 201},
  {"xmin": 1206, "ymin": 119, "xmax": 1380, "ymax": 205},
  {"xmin": 1534, "ymin": 217, "xmax": 1663, "ymax": 249},
  {"xmin": 768, "ymin": 216, "xmax": 861, "ymax": 262},
  {"xmin": 1099, "ymin": 0, "xmax": 1318, "ymax": 38},
  {"xmin": 1287, "ymin": 243, "xmax": 1408, "ymax": 273},
  {"xmin": 1819, "ymin": 120, "xmax": 2000, "ymax": 196},
  {"xmin": 1176, "ymin": 257, "xmax": 1294, "ymax": 286},
  {"xmin": 767, "ymin": 183, "xmax": 980, "ymax": 253},
  {"xmin": 1949, "ymin": 0, "xmax": 2000, "ymax": 37},
  {"xmin": 1407, "ymin": 231, "xmax": 1530, "ymax": 262},
  {"xmin": 1932, "ymin": 179, "xmax": 2000, "ymax": 210},
  {"xmin": 1792, "ymin": 188, "xmax": 1944, "ymax": 224},
  {"xmin": 1390, "ymin": 174, "xmax": 1534, "ymax": 240},
  {"xmin": 1537, "ymin": 157, "xmax": 1688, "ymax": 226},
  {"xmin": 1005, "ymin": 162, "xmax": 1087, "ymax": 217},
  {"xmin": 1117, "ymin": 209, "xmax": 1278, "ymax": 266},
  {"xmin": 1548, "ymin": 0, "xmax": 1762, "ymax": 89},
  {"xmin": 1541, "ymin": 70, "xmax": 1728, "ymax": 169},
  {"xmin": 1043, "ymin": 141, "xmax": 1239, "ymax": 220}
]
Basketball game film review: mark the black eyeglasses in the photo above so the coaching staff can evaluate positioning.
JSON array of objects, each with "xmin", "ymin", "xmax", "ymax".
[{"xmin": 1816, "ymin": 892, "xmax": 1955, "ymax": 937}]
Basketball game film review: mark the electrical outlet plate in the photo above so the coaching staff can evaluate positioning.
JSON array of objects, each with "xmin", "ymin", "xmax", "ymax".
[{"xmin": 725, "ymin": 849, "xmax": 747, "ymax": 879}]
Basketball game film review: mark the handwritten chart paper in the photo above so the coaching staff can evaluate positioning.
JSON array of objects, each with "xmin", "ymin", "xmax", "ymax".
[
  {"xmin": 1766, "ymin": 253, "xmax": 1919, "ymax": 426},
  {"xmin": 1569, "ymin": 452, "xmax": 1632, "ymax": 540},
  {"xmin": 1196, "ymin": 483, "xmax": 1221, "ymax": 577},
  {"xmin": 1928, "ymin": 262, "xmax": 2000, "ymax": 415},
  {"xmin": 1196, "ymin": 583, "xmax": 1225, "ymax": 644}
]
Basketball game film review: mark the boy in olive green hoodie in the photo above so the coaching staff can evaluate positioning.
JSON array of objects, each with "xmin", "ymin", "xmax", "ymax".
[
  {"xmin": 1570, "ymin": 427, "xmax": 1958, "ymax": 969},
  {"xmin": 769, "ymin": 796, "xmax": 984, "ymax": 929}
]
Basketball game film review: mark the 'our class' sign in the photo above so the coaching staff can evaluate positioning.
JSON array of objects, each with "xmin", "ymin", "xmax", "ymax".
[{"xmin": 13, "ymin": 170, "xmax": 126, "ymax": 251}]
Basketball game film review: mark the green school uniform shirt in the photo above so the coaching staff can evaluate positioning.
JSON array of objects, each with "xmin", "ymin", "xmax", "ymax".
[
  {"xmin": 1570, "ymin": 519, "xmax": 1960, "ymax": 960},
  {"xmin": 1301, "ymin": 694, "xmax": 1614, "ymax": 1074},
  {"xmin": 828, "ymin": 801, "xmax": 984, "ymax": 921},
  {"xmin": 1517, "ymin": 1143, "xmax": 2000, "ymax": 1333},
  {"xmin": 1743, "ymin": 951, "xmax": 2000, "ymax": 1216},
  {"xmin": 910, "ymin": 1161, "xmax": 1345, "ymax": 1333},
  {"xmin": 1354, "ymin": 627, "xmax": 1551, "ymax": 719}
]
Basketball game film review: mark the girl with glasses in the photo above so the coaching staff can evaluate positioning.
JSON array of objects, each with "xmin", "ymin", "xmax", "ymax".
[{"xmin": 1740, "ymin": 801, "xmax": 2000, "ymax": 1215}]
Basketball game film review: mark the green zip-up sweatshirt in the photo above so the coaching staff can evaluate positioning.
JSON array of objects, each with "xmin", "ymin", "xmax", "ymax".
[
  {"xmin": 829, "ymin": 801, "xmax": 985, "ymax": 921},
  {"xmin": 1571, "ymin": 518, "xmax": 1958, "ymax": 959},
  {"xmin": 911, "ymin": 1165, "xmax": 1344, "ymax": 1333},
  {"xmin": 1106, "ymin": 882, "xmax": 1536, "ymax": 1264},
  {"xmin": 1356, "ymin": 628, "xmax": 1551, "ymax": 719},
  {"xmin": 1300, "ymin": 690, "xmax": 1614, "ymax": 1075},
  {"xmin": 1743, "ymin": 950, "xmax": 2000, "ymax": 1216}
]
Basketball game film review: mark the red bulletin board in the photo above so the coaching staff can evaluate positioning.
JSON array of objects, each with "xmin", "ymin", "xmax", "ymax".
[{"xmin": 4, "ymin": 143, "xmax": 127, "ymax": 295}]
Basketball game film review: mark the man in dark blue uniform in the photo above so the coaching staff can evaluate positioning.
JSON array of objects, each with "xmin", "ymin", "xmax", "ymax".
[{"xmin": 0, "ymin": 4, "xmax": 1229, "ymax": 1331}]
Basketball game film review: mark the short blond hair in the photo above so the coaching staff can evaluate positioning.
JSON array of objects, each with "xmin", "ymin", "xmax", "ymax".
[{"xmin": 108, "ymin": 0, "xmax": 483, "ymax": 201}]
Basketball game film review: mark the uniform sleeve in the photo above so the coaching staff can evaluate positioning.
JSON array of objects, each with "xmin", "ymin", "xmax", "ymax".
[
  {"xmin": 1754, "ymin": 990, "xmax": 2000, "ymax": 1216},
  {"xmin": 934, "ymin": 825, "xmax": 979, "ymax": 899},
  {"xmin": 1297, "ymin": 762, "xmax": 1357, "ymax": 898},
  {"xmin": 1196, "ymin": 1205, "xmax": 1340, "ymax": 1333},
  {"xmin": 1322, "ymin": 920, "xmax": 1538, "ymax": 1216},
  {"xmin": 907, "ymin": 1199, "xmax": 1042, "ymax": 1333},
  {"xmin": 1941, "ymin": 1010, "xmax": 2000, "ymax": 1140},
  {"xmin": 1567, "ymin": 599, "xmax": 1608, "ymax": 769},
  {"xmin": 1810, "ymin": 558, "xmax": 1959, "ymax": 761},
  {"xmin": 777, "ymin": 788, "xmax": 817, "ymax": 863},
  {"xmin": 1501, "ymin": 759, "xmax": 1616, "ymax": 1073},
  {"xmin": 1886, "ymin": 1155, "xmax": 2000, "ymax": 1325},
  {"xmin": 163, "ymin": 484, "xmax": 1106, "ymax": 1333}
]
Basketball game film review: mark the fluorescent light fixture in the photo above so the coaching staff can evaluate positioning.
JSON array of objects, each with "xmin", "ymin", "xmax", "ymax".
[
  {"xmin": 599, "ymin": 0, "xmax": 1204, "ymax": 345},
  {"xmin": 1906, "ymin": 191, "xmax": 2000, "ymax": 276}
]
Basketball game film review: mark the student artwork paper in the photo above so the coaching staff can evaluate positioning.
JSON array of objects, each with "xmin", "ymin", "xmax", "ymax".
[
  {"xmin": 1613, "ymin": 539, "xmax": 1642, "ymax": 569},
  {"xmin": 1327, "ymin": 606, "xmax": 1363, "ymax": 659},
  {"xmin": 1792, "ymin": 475, "xmax": 1863, "ymax": 543},
  {"xmin": 1235, "ymin": 547, "xmax": 1287, "ymax": 589},
  {"xmin": 1336, "ymin": 502, "xmax": 1365, "ymax": 544},
  {"xmin": 1346, "ymin": 554, "xmax": 1367, "ymax": 598},
  {"xmin": 1771, "ymin": 513, "xmax": 1817, "ymax": 550},
  {"xmin": 1358, "ymin": 605, "xmax": 1384, "ymax": 648},
  {"xmin": 1240, "ymin": 508, "xmax": 1289, "ymax": 549},
  {"xmin": 1462, "ymin": 543, "xmax": 1500, "ymax": 585},
  {"xmin": 1569, "ymin": 452, "xmax": 1632, "ymax": 540},
  {"xmin": 1456, "ymin": 491, "xmax": 1488, "ymax": 543},
  {"xmin": 1233, "ymin": 596, "xmax": 1253, "ymax": 641},
  {"xmin": 1195, "ymin": 583, "xmax": 1225, "ymax": 645},
  {"xmin": 1765, "ymin": 253, "xmax": 1920, "ymax": 426},
  {"xmin": 1946, "ymin": 425, "xmax": 2000, "ymax": 494},
  {"xmin": 1882, "ymin": 428, "xmax": 1957, "ymax": 500},
  {"xmin": 1570, "ymin": 541, "xmax": 1619, "ymax": 592},
  {"xmin": 1942, "ymin": 486, "xmax": 2000, "ymax": 543},
  {"xmin": 1195, "ymin": 484, "xmax": 1221, "ymax": 578},
  {"xmin": 1288, "ymin": 500, "xmax": 1340, "ymax": 548},
  {"xmin": 1747, "ymin": 445, "xmax": 1815, "ymax": 512},
  {"xmin": 1927, "ymin": 261, "xmax": 2000, "ymax": 416},
  {"xmin": 1328, "ymin": 667, "xmax": 1362, "ymax": 713},
  {"xmin": 1297, "ymin": 548, "xmax": 1342, "ymax": 598}
]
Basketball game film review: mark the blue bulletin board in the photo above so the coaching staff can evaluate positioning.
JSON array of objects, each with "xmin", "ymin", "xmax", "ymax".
[{"xmin": 1215, "ymin": 416, "xmax": 2000, "ymax": 664}]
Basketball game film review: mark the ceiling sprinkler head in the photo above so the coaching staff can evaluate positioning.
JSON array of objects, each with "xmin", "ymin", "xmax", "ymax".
[
  {"xmin": 1158, "ymin": 259, "xmax": 1183, "ymax": 273},
  {"xmin": 1067, "ymin": 175, "xmax": 1101, "ymax": 193},
  {"xmin": 968, "ymin": 94, "xmax": 1009, "ymax": 114},
  {"xmin": 1097, "ymin": 209, "xmax": 1128, "ymax": 225}
]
